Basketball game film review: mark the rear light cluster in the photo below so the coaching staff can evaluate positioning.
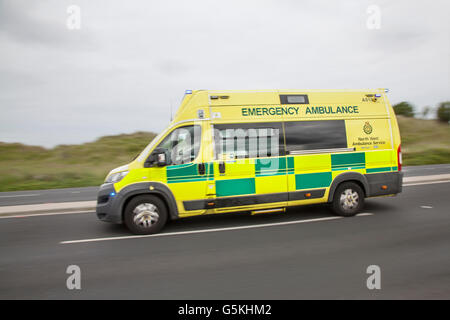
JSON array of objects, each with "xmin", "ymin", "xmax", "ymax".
[{"xmin": 397, "ymin": 145, "xmax": 402, "ymax": 171}]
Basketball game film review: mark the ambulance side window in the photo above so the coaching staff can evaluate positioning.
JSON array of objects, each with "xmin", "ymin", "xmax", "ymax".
[
  {"xmin": 213, "ymin": 123, "xmax": 284, "ymax": 159},
  {"xmin": 156, "ymin": 125, "xmax": 201, "ymax": 165},
  {"xmin": 284, "ymin": 120, "xmax": 347, "ymax": 152}
]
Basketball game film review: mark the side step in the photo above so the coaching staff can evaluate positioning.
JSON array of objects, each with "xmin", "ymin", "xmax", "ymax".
[{"xmin": 251, "ymin": 208, "xmax": 285, "ymax": 215}]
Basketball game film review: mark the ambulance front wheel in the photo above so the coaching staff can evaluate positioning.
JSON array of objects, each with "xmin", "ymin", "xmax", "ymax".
[
  {"xmin": 124, "ymin": 195, "xmax": 168, "ymax": 234},
  {"xmin": 332, "ymin": 182, "xmax": 364, "ymax": 217}
]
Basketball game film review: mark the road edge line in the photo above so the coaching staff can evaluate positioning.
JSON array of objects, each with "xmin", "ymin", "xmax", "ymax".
[{"xmin": 0, "ymin": 210, "xmax": 93, "ymax": 219}]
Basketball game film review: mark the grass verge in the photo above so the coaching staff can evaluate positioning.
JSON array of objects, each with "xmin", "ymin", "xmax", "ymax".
[{"xmin": 0, "ymin": 117, "xmax": 448, "ymax": 191}]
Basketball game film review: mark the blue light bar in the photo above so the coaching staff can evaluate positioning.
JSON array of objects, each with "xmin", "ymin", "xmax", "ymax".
[
  {"xmin": 185, "ymin": 90, "xmax": 192, "ymax": 94},
  {"xmin": 375, "ymin": 93, "xmax": 381, "ymax": 98},
  {"xmin": 110, "ymin": 192, "xmax": 116, "ymax": 197}
]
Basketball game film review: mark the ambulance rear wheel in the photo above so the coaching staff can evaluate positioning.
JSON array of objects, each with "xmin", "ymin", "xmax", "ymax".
[
  {"xmin": 124, "ymin": 195, "xmax": 168, "ymax": 234},
  {"xmin": 332, "ymin": 182, "xmax": 364, "ymax": 217}
]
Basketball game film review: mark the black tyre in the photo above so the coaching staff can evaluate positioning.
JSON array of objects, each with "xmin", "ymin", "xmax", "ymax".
[
  {"xmin": 124, "ymin": 195, "xmax": 168, "ymax": 235},
  {"xmin": 332, "ymin": 182, "xmax": 364, "ymax": 217}
]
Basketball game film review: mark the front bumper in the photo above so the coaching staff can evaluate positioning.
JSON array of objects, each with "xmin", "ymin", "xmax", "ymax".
[{"xmin": 96, "ymin": 183, "xmax": 123, "ymax": 224}]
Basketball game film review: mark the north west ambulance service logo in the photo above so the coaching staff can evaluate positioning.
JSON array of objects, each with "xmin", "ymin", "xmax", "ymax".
[{"xmin": 363, "ymin": 122, "xmax": 373, "ymax": 134}]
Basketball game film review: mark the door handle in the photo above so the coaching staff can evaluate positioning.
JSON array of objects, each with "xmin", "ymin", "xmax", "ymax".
[
  {"xmin": 219, "ymin": 161, "xmax": 225, "ymax": 174},
  {"xmin": 198, "ymin": 163, "xmax": 206, "ymax": 175}
]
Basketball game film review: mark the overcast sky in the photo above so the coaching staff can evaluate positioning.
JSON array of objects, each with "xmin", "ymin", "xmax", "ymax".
[{"xmin": 0, "ymin": 0, "xmax": 449, "ymax": 147}]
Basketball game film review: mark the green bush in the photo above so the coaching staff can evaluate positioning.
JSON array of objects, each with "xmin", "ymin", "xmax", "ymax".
[
  {"xmin": 437, "ymin": 102, "xmax": 450, "ymax": 123},
  {"xmin": 393, "ymin": 101, "xmax": 414, "ymax": 117}
]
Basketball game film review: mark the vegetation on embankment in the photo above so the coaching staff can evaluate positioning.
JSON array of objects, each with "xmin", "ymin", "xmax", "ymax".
[
  {"xmin": 0, "ymin": 132, "xmax": 156, "ymax": 191},
  {"xmin": 396, "ymin": 116, "xmax": 450, "ymax": 165},
  {"xmin": 0, "ymin": 117, "xmax": 448, "ymax": 191}
]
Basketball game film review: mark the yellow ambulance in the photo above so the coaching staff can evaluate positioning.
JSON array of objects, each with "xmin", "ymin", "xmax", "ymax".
[{"xmin": 96, "ymin": 89, "xmax": 403, "ymax": 234}]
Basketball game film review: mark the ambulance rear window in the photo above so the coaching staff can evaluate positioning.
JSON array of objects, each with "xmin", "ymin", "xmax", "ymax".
[
  {"xmin": 284, "ymin": 120, "xmax": 347, "ymax": 152},
  {"xmin": 280, "ymin": 95, "xmax": 309, "ymax": 104}
]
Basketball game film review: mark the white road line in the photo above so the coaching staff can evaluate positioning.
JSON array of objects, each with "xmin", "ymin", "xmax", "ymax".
[
  {"xmin": 403, "ymin": 180, "xmax": 450, "ymax": 187},
  {"xmin": 1, "ymin": 179, "xmax": 448, "ymax": 221},
  {"xmin": 404, "ymin": 173, "xmax": 450, "ymax": 182},
  {"xmin": 60, "ymin": 213, "xmax": 373, "ymax": 245},
  {"xmin": 0, "ymin": 210, "xmax": 92, "ymax": 219},
  {"xmin": 420, "ymin": 206, "xmax": 433, "ymax": 209},
  {"xmin": 0, "ymin": 194, "xmax": 40, "ymax": 198}
]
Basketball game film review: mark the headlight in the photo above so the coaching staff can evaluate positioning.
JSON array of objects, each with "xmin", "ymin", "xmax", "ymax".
[{"xmin": 105, "ymin": 171, "xmax": 128, "ymax": 183}]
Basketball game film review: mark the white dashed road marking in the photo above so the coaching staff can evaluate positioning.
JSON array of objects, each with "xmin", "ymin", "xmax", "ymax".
[
  {"xmin": 60, "ymin": 213, "xmax": 374, "ymax": 245},
  {"xmin": 0, "ymin": 194, "xmax": 40, "ymax": 198}
]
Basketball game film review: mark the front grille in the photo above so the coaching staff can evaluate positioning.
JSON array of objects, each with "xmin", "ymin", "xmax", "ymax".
[{"xmin": 97, "ymin": 195, "xmax": 109, "ymax": 204}]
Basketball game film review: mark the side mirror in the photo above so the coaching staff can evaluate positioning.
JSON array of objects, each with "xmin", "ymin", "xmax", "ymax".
[
  {"xmin": 145, "ymin": 148, "xmax": 169, "ymax": 167},
  {"xmin": 156, "ymin": 151, "xmax": 167, "ymax": 166}
]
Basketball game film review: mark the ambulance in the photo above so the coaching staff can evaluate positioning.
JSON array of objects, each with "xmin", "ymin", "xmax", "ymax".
[{"xmin": 96, "ymin": 89, "xmax": 403, "ymax": 234}]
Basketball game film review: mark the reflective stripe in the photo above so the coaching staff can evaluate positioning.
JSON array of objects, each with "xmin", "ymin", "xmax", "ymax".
[{"xmin": 289, "ymin": 147, "xmax": 355, "ymax": 155}]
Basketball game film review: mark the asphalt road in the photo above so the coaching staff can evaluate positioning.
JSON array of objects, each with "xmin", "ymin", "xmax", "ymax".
[
  {"xmin": 0, "ymin": 180, "xmax": 449, "ymax": 299},
  {"xmin": 0, "ymin": 164, "xmax": 449, "ymax": 207},
  {"xmin": 0, "ymin": 186, "xmax": 99, "ymax": 207}
]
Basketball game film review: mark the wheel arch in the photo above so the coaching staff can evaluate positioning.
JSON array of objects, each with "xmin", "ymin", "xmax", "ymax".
[
  {"xmin": 117, "ymin": 182, "xmax": 179, "ymax": 221},
  {"xmin": 327, "ymin": 172, "xmax": 369, "ymax": 202}
]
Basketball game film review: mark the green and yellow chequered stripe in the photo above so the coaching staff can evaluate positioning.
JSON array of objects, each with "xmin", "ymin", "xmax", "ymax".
[
  {"xmin": 166, "ymin": 163, "xmax": 214, "ymax": 183},
  {"xmin": 166, "ymin": 150, "xmax": 397, "ymax": 197}
]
